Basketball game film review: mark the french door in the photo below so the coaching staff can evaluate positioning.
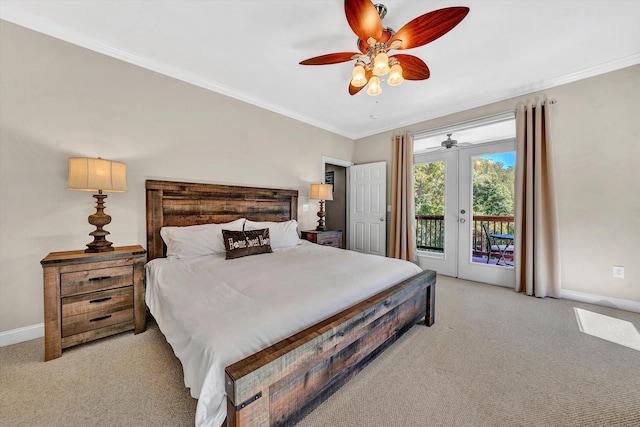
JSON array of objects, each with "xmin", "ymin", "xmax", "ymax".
[{"xmin": 415, "ymin": 140, "xmax": 516, "ymax": 287}]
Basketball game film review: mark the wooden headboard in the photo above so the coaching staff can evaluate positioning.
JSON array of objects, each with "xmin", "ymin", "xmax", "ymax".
[{"xmin": 145, "ymin": 180, "xmax": 298, "ymax": 261}]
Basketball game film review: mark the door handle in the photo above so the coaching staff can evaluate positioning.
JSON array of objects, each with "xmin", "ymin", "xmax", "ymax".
[{"xmin": 460, "ymin": 218, "xmax": 466, "ymax": 223}]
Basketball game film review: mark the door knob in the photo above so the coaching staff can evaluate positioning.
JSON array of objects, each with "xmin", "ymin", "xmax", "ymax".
[{"xmin": 460, "ymin": 218, "xmax": 466, "ymax": 223}]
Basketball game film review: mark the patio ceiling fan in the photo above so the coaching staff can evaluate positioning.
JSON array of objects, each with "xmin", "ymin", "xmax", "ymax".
[
  {"xmin": 299, "ymin": 0, "xmax": 470, "ymax": 96},
  {"xmin": 425, "ymin": 134, "xmax": 472, "ymax": 151}
]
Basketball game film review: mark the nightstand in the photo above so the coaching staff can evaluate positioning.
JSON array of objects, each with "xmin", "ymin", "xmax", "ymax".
[
  {"xmin": 300, "ymin": 230, "xmax": 343, "ymax": 248},
  {"xmin": 41, "ymin": 245, "xmax": 146, "ymax": 361}
]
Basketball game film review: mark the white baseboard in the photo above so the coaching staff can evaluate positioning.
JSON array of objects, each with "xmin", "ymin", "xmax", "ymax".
[
  {"xmin": 0, "ymin": 323, "xmax": 44, "ymax": 347},
  {"xmin": 561, "ymin": 290, "xmax": 640, "ymax": 314}
]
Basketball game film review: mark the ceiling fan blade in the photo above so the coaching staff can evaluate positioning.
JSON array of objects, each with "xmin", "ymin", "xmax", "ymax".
[
  {"xmin": 392, "ymin": 54, "xmax": 430, "ymax": 80},
  {"xmin": 349, "ymin": 69, "xmax": 372, "ymax": 96},
  {"xmin": 345, "ymin": 0, "xmax": 383, "ymax": 43},
  {"xmin": 389, "ymin": 7, "xmax": 470, "ymax": 50},
  {"xmin": 349, "ymin": 82, "xmax": 366, "ymax": 96},
  {"xmin": 300, "ymin": 52, "xmax": 359, "ymax": 65}
]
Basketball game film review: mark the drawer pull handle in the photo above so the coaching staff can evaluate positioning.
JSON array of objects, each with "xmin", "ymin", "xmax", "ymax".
[
  {"xmin": 90, "ymin": 315, "xmax": 112, "ymax": 322},
  {"xmin": 89, "ymin": 276, "xmax": 111, "ymax": 281},
  {"xmin": 89, "ymin": 297, "xmax": 112, "ymax": 304}
]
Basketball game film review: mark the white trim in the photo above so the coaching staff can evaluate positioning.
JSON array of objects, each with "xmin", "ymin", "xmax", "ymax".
[
  {"xmin": 321, "ymin": 155, "xmax": 353, "ymax": 185},
  {"xmin": 561, "ymin": 290, "xmax": 640, "ymax": 314},
  {"xmin": 353, "ymin": 54, "xmax": 640, "ymax": 139},
  {"xmin": 0, "ymin": 323, "xmax": 44, "ymax": 347},
  {"xmin": 412, "ymin": 111, "xmax": 516, "ymax": 140},
  {"xmin": 0, "ymin": 7, "xmax": 355, "ymax": 139},
  {"xmin": 321, "ymin": 156, "xmax": 353, "ymax": 170}
]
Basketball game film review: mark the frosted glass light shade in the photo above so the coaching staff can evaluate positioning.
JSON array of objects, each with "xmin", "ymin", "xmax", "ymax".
[
  {"xmin": 310, "ymin": 183, "xmax": 333, "ymax": 201},
  {"xmin": 367, "ymin": 76, "xmax": 382, "ymax": 96},
  {"xmin": 350, "ymin": 65, "xmax": 367, "ymax": 87},
  {"xmin": 67, "ymin": 157, "xmax": 127, "ymax": 192},
  {"xmin": 372, "ymin": 52, "xmax": 390, "ymax": 76},
  {"xmin": 387, "ymin": 64, "xmax": 404, "ymax": 86}
]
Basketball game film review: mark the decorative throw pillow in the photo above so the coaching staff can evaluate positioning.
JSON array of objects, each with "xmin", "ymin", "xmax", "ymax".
[
  {"xmin": 223, "ymin": 228, "xmax": 273, "ymax": 259},
  {"xmin": 160, "ymin": 218, "xmax": 245, "ymax": 260},
  {"xmin": 244, "ymin": 219, "xmax": 300, "ymax": 249}
]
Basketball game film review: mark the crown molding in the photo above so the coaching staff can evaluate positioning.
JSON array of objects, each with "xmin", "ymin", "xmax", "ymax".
[
  {"xmin": 0, "ymin": 9, "xmax": 357, "ymax": 139},
  {"xmin": 3, "ymin": 6, "xmax": 638, "ymax": 142},
  {"xmin": 353, "ymin": 54, "xmax": 640, "ymax": 140}
]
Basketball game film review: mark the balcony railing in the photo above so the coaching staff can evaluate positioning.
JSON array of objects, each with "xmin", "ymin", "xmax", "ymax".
[{"xmin": 416, "ymin": 214, "xmax": 515, "ymax": 258}]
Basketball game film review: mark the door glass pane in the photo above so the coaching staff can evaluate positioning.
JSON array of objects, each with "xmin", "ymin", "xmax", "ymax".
[
  {"xmin": 471, "ymin": 152, "xmax": 515, "ymax": 266},
  {"xmin": 414, "ymin": 161, "xmax": 445, "ymax": 253}
]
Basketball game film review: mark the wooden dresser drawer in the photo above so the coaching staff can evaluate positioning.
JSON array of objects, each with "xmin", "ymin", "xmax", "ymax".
[
  {"xmin": 61, "ymin": 265, "xmax": 133, "ymax": 296},
  {"xmin": 300, "ymin": 230, "xmax": 343, "ymax": 248},
  {"xmin": 317, "ymin": 235, "xmax": 340, "ymax": 247},
  {"xmin": 61, "ymin": 286, "xmax": 134, "ymax": 337}
]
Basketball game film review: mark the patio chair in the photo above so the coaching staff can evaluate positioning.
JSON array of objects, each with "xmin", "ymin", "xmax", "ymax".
[{"xmin": 482, "ymin": 223, "xmax": 514, "ymax": 265}]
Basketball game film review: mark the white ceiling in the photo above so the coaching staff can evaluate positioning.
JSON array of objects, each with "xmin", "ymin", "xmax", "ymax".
[{"xmin": 1, "ymin": 0, "xmax": 639, "ymax": 140}]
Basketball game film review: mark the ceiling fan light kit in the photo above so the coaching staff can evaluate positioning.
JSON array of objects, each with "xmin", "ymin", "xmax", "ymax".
[{"xmin": 300, "ymin": 0, "xmax": 469, "ymax": 96}]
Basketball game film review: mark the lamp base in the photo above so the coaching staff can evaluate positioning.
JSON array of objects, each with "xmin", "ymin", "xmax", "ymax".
[
  {"xmin": 315, "ymin": 200, "xmax": 327, "ymax": 231},
  {"xmin": 85, "ymin": 193, "xmax": 114, "ymax": 253}
]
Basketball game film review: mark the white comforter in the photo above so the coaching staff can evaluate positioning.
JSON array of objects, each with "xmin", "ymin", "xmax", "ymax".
[{"xmin": 145, "ymin": 241, "xmax": 422, "ymax": 427}]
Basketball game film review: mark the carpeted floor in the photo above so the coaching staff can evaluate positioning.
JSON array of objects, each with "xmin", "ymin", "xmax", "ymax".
[{"xmin": 1, "ymin": 276, "xmax": 639, "ymax": 426}]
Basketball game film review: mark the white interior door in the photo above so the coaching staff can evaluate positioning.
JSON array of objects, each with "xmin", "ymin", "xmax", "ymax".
[{"xmin": 349, "ymin": 161, "xmax": 386, "ymax": 256}]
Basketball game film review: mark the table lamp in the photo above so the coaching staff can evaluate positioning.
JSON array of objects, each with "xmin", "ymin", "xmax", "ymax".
[
  {"xmin": 67, "ymin": 157, "xmax": 127, "ymax": 253},
  {"xmin": 310, "ymin": 183, "xmax": 333, "ymax": 231}
]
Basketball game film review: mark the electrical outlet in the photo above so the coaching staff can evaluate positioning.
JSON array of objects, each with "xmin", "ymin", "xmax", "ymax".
[
  {"xmin": 613, "ymin": 266, "xmax": 624, "ymax": 279},
  {"xmin": 302, "ymin": 204, "xmax": 309, "ymax": 213}
]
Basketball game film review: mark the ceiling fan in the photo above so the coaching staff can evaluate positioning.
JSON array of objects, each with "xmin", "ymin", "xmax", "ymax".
[
  {"xmin": 299, "ymin": 0, "xmax": 469, "ymax": 96},
  {"xmin": 425, "ymin": 134, "xmax": 472, "ymax": 150}
]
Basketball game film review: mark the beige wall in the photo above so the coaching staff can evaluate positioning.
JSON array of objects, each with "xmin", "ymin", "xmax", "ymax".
[
  {"xmin": 0, "ymin": 21, "xmax": 354, "ymax": 332},
  {"xmin": 354, "ymin": 65, "xmax": 640, "ymax": 304},
  {"xmin": 1, "ymin": 19, "xmax": 637, "ymax": 335}
]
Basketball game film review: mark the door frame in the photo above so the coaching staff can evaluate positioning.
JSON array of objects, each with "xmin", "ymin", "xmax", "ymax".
[{"xmin": 322, "ymin": 156, "xmax": 353, "ymax": 248}]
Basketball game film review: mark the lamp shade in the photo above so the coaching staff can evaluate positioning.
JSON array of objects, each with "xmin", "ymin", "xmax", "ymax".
[
  {"xmin": 351, "ymin": 64, "xmax": 367, "ymax": 87},
  {"xmin": 310, "ymin": 183, "xmax": 333, "ymax": 201},
  {"xmin": 367, "ymin": 76, "xmax": 382, "ymax": 96},
  {"xmin": 67, "ymin": 157, "xmax": 127, "ymax": 192},
  {"xmin": 387, "ymin": 64, "xmax": 404, "ymax": 86}
]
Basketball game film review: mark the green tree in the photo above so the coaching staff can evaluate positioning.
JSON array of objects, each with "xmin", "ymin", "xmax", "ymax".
[
  {"xmin": 414, "ymin": 161, "xmax": 444, "ymax": 215},
  {"xmin": 472, "ymin": 158, "xmax": 514, "ymax": 216},
  {"xmin": 413, "ymin": 157, "xmax": 514, "ymax": 217}
]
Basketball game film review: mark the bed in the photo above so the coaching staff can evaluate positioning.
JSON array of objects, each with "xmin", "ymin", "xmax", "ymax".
[{"xmin": 145, "ymin": 179, "xmax": 436, "ymax": 427}]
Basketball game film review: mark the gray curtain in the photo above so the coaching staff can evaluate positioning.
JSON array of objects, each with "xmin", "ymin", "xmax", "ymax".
[
  {"xmin": 514, "ymin": 100, "xmax": 561, "ymax": 298},
  {"xmin": 390, "ymin": 132, "xmax": 417, "ymax": 262}
]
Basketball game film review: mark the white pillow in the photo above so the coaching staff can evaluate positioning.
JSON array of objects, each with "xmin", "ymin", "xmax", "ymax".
[
  {"xmin": 160, "ymin": 218, "xmax": 245, "ymax": 260},
  {"xmin": 244, "ymin": 219, "xmax": 300, "ymax": 249}
]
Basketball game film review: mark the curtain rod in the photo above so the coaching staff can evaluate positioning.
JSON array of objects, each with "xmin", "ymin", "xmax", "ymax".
[{"xmin": 518, "ymin": 99, "xmax": 558, "ymax": 110}]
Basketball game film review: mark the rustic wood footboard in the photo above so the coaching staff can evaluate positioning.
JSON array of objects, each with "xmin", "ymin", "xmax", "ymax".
[{"xmin": 225, "ymin": 269, "xmax": 436, "ymax": 427}]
